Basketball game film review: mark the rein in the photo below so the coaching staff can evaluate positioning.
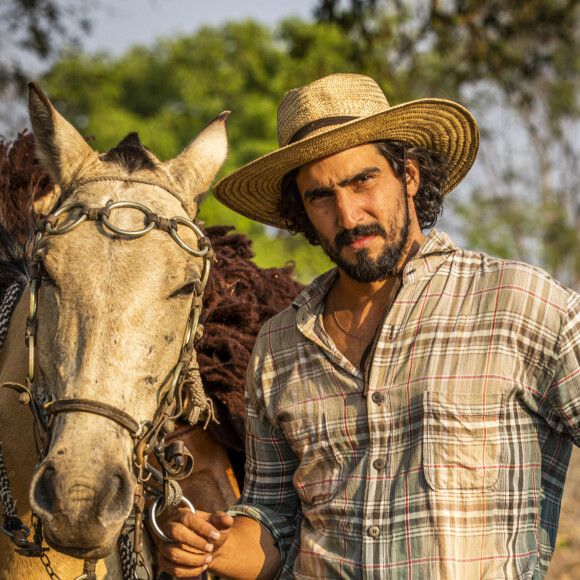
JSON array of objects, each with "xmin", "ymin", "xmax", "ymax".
[{"xmin": 1, "ymin": 180, "xmax": 216, "ymax": 579}]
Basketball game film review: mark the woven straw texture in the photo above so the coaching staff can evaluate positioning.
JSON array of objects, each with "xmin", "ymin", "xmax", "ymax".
[{"xmin": 214, "ymin": 73, "xmax": 479, "ymax": 229}]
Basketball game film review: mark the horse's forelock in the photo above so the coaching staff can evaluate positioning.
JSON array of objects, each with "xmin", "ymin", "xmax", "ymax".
[{"xmin": 101, "ymin": 133, "xmax": 157, "ymax": 174}]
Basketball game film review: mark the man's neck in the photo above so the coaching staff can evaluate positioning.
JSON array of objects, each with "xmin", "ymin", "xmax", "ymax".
[{"xmin": 325, "ymin": 271, "xmax": 403, "ymax": 371}]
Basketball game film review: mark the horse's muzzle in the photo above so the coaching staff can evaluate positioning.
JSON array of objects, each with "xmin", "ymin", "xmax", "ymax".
[{"xmin": 29, "ymin": 454, "xmax": 134, "ymax": 556}]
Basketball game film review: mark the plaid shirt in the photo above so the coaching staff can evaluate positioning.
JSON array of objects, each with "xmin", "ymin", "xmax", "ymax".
[{"xmin": 228, "ymin": 230, "xmax": 580, "ymax": 579}]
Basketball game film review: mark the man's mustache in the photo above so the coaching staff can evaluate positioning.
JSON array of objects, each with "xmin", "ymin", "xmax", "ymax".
[{"xmin": 335, "ymin": 223, "xmax": 387, "ymax": 249}]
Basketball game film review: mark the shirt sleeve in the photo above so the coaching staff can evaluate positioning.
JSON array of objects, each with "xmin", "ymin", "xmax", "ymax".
[
  {"xmin": 548, "ymin": 290, "xmax": 580, "ymax": 443},
  {"xmin": 227, "ymin": 328, "xmax": 302, "ymax": 575}
]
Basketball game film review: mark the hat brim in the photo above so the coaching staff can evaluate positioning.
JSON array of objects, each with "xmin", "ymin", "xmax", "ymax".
[{"xmin": 213, "ymin": 98, "xmax": 479, "ymax": 230}]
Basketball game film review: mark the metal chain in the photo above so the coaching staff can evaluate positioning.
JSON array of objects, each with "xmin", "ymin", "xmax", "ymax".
[
  {"xmin": 0, "ymin": 442, "xmax": 18, "ymax": 519},
  {"xmin": 31, "ymin": 514, "xmax": 61, "ymax": 580},
  {"xmin": 38, "ymin": 549, "xmax": 60, "ymax": 580}
]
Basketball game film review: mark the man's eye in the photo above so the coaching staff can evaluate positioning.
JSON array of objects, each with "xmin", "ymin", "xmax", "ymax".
[{"xmin": 308, "ymin": 191, "xmax": 331, "ymax": 202}]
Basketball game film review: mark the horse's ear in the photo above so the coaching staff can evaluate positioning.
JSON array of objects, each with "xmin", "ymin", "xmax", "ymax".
[
  {"xmin": 166, "ymin": 111, "xmax": 230, "ymax": 216},
  {"xmin": 28, "ymin": 82, "xmax": 98, "ymax": 189}
]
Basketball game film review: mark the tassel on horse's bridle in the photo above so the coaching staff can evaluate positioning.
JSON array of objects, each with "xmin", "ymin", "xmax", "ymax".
[{"xmin": 0, "ymin": 187, "xmax": 217, "ymax": 579}]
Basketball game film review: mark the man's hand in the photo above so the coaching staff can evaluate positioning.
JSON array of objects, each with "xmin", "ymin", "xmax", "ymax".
[
  {"xmin": 157, "ymin": 507, "xmax": 234, "ymax": 578},
  {"xmin": 155, "ymin": 506, "xmax": 280, "ymax": 579}
]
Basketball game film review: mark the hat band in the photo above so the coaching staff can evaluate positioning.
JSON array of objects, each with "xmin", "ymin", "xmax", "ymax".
[{"xmin": 287, "ymin": 115, "xmax": 358, "ymax": 145}]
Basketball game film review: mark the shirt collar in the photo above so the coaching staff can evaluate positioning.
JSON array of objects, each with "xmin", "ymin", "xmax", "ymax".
[
  {"xmin": 401, "ymin": 228, "xmax": 459, "ymax": 285},
  {"xmin": 292, "ymin": 228, "xmax": 458, "ymax": 314}
]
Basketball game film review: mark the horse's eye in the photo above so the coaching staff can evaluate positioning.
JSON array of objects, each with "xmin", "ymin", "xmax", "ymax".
[{"xmin": 172, "ymin": 282, "xmax": 196, "ymax": 297}]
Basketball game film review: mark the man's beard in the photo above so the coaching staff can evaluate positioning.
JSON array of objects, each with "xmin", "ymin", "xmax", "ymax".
[{"xmin": 319, "ymin": 199, "xmax": 411, "ymax": 283}]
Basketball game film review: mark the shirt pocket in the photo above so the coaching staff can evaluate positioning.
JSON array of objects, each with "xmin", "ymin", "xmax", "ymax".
[
  {"xmin": 280, "ymin": 412, "xmax": 344, "ymax": 506},
  {"xmin": 423, "ymin": 390, "xmax": 505, "ymax": 491}
]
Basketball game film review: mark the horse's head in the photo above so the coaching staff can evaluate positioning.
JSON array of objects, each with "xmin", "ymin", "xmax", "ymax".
[{"xmin": 25, "ymin": 83, "xmax": 229, "ymax": 559}]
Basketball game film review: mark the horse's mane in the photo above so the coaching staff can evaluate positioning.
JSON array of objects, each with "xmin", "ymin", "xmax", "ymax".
[
  {"xmin": 0, "ymin": 132, "xmax": 54, "ymax": 294},
  {"xmin": 199, "ymin": 225, "xmax": 303, "ymax": 451},
  {"xmin": 100, "ymin": 133, "xmax": 157, "ymax": 173},
  {"xmin": 0, "ymin": 132, "xmax": 304, "ymax": 453}
]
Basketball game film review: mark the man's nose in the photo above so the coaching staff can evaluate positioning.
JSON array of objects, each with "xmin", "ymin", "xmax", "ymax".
[{"xmin": 335, "ymin": 190, "xmax": 364, "ymax": 230}]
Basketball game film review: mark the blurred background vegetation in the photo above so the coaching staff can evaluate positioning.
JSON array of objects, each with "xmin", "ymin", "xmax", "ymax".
[
  {"xmin": 2, "ymin": 2, "xmax": 580, "ymax": 578},
  {"xmin": 1, "ymin": 0, "xmax": 579, "ymax": 289}
]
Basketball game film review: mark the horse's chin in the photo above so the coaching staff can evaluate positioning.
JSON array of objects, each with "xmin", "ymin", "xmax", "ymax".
[{"xmin": 43, "ymin": 531, "xmax": 117, "ymax": 561}]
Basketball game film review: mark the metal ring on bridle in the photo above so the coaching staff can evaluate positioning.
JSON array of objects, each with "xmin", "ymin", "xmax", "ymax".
[
  {"xmin": 169, "ymin": 217, "xmax": 210, "ymax": 257},
  {"xmin": 27, "ymin": 335, "xmax": 35, "ymax": 383},
  {"xmin": 149, "ymin": 496, "xmax": 196, "ymax": 543},
  {"xmin": 29, "ymin": 279, "xmax": 38, "ymax": 322},
  {"xmin": 44, "ymin": 201, "xmax": 88, "ymax": 234},
  {"xmin": 182, "ymin": 304, "xmax": 202, "ymax": 351},
  {"xmin": 1, "ymin": 523, "xmax": 31, "ymax": 538},
  {"xmin": 166, "ymin": 361, "xmax": 186, "ymax": 406},
  {"xmin": 100, "ymin": 201, "xmax": 156, "ymax": 237},
  {"xmin": 27, "ymin": 278, "xmax": 39, "ymax": 383}
]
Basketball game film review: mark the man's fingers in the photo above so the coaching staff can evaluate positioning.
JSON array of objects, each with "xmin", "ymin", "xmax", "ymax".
[
  {"xmin": 170, "ymin": 508, "xmax": 234, "ymax": 546},
  {"xmin": 160, "ymin": 509, "xmax": 234, "ymax": 554},
  {"xmin": 158, "ymin": 535, "xmax": 215, "ymax": 578},
  {"xmin": 158, "ymin": 552, "xmax": 210, "ymax": 579},
  {"xmin": 161, "ymin": 508, "xmax": 216, "ymax": 544},
  {"xmin": 164, "ymin": 519, "xmax": 216, "ymax": 552},
  {"xmin": 159, "ymin": 542, "xmax": 212, "ymax": 565},
  {"xmin": 157, "ymin": 508, "xmax": 234, "ymax": 577}
]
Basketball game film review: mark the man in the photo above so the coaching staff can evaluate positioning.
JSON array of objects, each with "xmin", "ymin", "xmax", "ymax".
[{"xmin": 158, "ymin": 73, "xmax": 580, "ymax": 579}]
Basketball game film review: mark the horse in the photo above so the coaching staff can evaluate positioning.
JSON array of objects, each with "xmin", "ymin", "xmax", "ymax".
[{"xmin": 0, "ymin": 82, "xmax": 241, "ymax": 579}]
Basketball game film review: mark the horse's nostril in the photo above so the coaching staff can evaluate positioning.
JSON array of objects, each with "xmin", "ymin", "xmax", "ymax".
[
  {"xmin": 31, "ymin": 464, "xmax": 56, "ymax": 520},
  {"xmin": 97, "ymin": 472, "xmax": 133, "ymax": 527},
  {"xmin": 104, "ymin": 474, "xmax": 124, "ymax": 506}
]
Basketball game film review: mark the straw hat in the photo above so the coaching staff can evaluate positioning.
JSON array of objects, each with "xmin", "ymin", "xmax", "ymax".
[{"xmin": 213, "ymin": 73, "xmax": 479, "ymax": 230}]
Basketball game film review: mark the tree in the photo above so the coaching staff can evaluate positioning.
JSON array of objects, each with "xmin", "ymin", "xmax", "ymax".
[
  {"xmin": 0, "ymin": 0, "xmax": 94, "ymax": 98},
  {"xmin": 0, "ymin": 0, "xmax": 96, "ymax": 136}
]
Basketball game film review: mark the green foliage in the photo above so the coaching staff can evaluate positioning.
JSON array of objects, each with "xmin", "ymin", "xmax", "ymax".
[{"xmin": 453, "ymin": 188, "xmax": 536, "ymax": 263}]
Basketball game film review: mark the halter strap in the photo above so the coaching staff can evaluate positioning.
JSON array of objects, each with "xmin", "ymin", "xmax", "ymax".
[
  {"xmin": 65, "ymin": 176, "xmax": 190, "ymax": 216},
  {"xmin": 48, "ymin": 399, "xmax": 141, "ymax": 436}
]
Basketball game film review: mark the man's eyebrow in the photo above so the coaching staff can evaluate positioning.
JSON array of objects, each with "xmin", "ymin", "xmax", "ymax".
[
  {"xmin": 302, "ymin": 166, "xmax": 382, "ymax": 200},
  {"xmin": 338, "ymin": 167, "xmax": 381, "ymax": 187}
]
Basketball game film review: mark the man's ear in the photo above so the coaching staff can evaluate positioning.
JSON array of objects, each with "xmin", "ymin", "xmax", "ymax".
[{"xmin": 405, "ymin": 158, "xmax": 420, "ymax": 198}]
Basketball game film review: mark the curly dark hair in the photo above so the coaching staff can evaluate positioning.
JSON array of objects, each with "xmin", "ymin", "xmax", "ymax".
[{"xmin": 277, "ymin": 140, "xmax": 448, "ymax": 245}]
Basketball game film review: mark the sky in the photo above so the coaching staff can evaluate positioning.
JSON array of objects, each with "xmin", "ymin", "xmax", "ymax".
[{"xmin": 85, "ymin": 0, "xmax": 316, "ymax": 54}]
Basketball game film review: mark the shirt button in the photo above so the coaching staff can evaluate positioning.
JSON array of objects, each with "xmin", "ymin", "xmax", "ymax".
[
  {"xmin": 373, "ymin": 458, "xmax": 386, "ymax": 470},
  {"xmin": 368, "ymin": 525, "xmax": 381, "ymax": 538},
  {"xmin": 371, "ymin": 392, "xmax": 384, "ymax": 405}
]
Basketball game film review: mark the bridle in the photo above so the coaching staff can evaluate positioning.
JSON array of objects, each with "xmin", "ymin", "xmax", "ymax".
[{"xmin": 3, "ymin": 177, "xmax": 215, "ymax": 578}]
